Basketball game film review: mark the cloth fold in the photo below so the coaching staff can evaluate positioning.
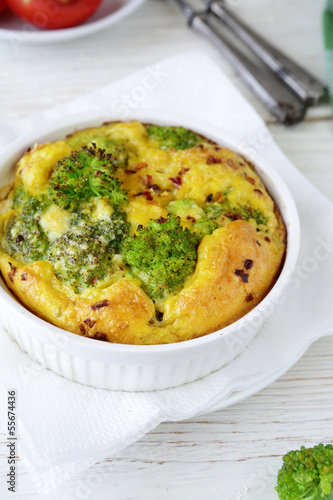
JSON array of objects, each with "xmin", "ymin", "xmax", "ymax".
[{"xmin": 0, "ymin": 51, "xmax": 332, "ymax": 495}]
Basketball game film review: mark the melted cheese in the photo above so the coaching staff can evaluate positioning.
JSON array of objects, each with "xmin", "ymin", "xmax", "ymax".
[{"xmin": 90, "ymin": 199, "xmax": 113, "ymax": 221}]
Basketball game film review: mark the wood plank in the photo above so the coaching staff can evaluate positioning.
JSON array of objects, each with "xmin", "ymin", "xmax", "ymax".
[
  {"xmin": 0, "ymin": 0, "xmax": 330, "ymax": 122},
  {"xmin": 1, "ymin": 336, "xmax": 332, "ymax": 499}
]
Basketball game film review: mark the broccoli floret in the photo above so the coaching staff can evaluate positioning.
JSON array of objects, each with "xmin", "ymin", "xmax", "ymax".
[
  {"xmin": 12, "ymin": 185, "xmax": 31, "ymax": 209},
  {"xmin": 167, "ymin": 198, "xmax": 218, "ymax": 240},
  {"xmin": 147, "ymin": 125, "xmax": 200, "ymax": 150},
  {"xmin": 250, "ymin": 208, "xmax": 269, "ymax": 226},
  {"xmin": 6, "ymin": 188, "xmax": 130, "ymax": 291},
  {"xmin": 192, "ymin": 218, "xmax": 218, "ymax": 239},
  {"xmin": 67, "ymin": 133, "xmax": 129, "ymax": 169},
  {"xmin": 234, "ymin": 206, "xmax": 269, "ymax": 225},
  {"xmin": 95, "ymin": 212, "xmax": 130, "ymax": 254},
  {"xmin": 49, "ymin": 211, "xmax": 129, "ymax": 293},
  {"xmin": 167, "ymin": 197, "xmax": 267, "ymax": 239},
  {"xmin": 204, "ymin": 202, "xmax": 227, "ymax": 219},
  {"xmin": 48, "ymin": 144, "xmax": 128, "ymax": 211},
  {"xmin": 204, "ymin": 201, "xmax": 268, "ymax": 226},
  {"xmin": 276, "ymin": 444, "xmax": 333, "ymax": 500},
  {"xmin": 123, "ymin": 213, "xmax": 197, "ymax": 299},
  {"xmin": 167, "ymin": 198, "xmax": 206, "ymax": 220},
  {"xmin": 5, "ymin": 195, "xmax": 50, "ymax": 262}
]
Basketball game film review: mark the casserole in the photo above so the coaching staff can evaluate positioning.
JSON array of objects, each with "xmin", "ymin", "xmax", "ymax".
[{"xmin": 0, "ymin": 110, "xmax": 300, "ymax": 390}]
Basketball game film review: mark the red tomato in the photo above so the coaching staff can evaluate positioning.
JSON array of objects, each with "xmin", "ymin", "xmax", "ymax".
[
  {"xmin": 0, "ymin": 0, "xmax": 7, "ymax": 14},
  {"xmin": 5, "ymin": 0, "xmax": 103, "ymax": 29}
]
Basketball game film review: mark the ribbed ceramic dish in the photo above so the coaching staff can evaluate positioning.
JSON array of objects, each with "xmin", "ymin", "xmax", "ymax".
[{"xmin": 0, "ymin": 110, "xmax": 300, "ymax": 391}]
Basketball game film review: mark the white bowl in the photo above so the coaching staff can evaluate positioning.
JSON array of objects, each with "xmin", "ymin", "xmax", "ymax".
[{"xmin": 0, "ymin": 110, "xmax": 300, "ymax": 391}]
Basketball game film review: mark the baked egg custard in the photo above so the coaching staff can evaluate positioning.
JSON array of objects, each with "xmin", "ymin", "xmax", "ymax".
[{"xmin": 0, "ymin": 122, "xmax": 286, "ymax": 344}]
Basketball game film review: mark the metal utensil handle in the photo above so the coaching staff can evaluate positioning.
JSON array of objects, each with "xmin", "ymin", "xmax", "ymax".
[
  {"xmin": 191, "ymin": 14, "xmax": 306, "ymax": 124},
  {"xmin": 209, "ymin": 0, "xmax": 329, "ymax": 106}
]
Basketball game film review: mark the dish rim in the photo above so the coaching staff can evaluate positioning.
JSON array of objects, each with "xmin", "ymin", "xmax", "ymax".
[
  {"xmin": 0, "ymin": 0, "xmax": 146, "ymax": 44},
  {"xmin": 0, "ymin": 109, "xmax": 301, "ymax": 356}
]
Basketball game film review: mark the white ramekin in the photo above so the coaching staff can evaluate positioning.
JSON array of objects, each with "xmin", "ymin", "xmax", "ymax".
[{"xmin": 0, "ymin": 110, "xmax": 300, "ymax": 391}]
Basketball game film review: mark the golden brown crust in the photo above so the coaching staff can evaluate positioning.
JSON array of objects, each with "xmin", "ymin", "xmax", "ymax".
[
  {"xmin": 0, "ymin": 121, "xmax": 286, "ymax": 344},
  {"xmin": 162, "ymin": 221, "xmax": 285, "ymax": 339},
  {"xmin": 0, "ymin": 219, "xmax": 284, "ymax": 344}
]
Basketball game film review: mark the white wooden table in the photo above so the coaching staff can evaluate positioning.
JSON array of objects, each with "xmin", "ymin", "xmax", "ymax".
[{"xmin": 0, "ymin": 1, "xmax": 332, "ymax": 498}]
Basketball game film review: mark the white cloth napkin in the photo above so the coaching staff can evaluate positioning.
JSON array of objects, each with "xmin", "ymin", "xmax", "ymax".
[{"xmin": 0, "ymin": 51, "xmax": 332, "ymax": 495}]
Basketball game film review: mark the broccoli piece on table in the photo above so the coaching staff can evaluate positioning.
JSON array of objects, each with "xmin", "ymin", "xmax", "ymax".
[
  {"xmin": 123, "ymin": 213, "xmax": 197, "ymax": 299},
  {"xmin": 48, "ymin": 144, "xmax": 128, "ymax": 211},
  {"xmin": 276, "ymin": 444, "xmax": 333, "ymax": 500},
  {"xmin": 146, "ymin": 125, "xmax": 200, "ymax": 150},
  {"xmin": 49, "ymin": 211, "xmax": 129, "ymax": 293}
]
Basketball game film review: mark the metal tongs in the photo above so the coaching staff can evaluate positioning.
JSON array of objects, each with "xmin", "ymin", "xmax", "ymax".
[{"xmin": 173, "ymin": 0, "xmax": 329, "ymax": 124}]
